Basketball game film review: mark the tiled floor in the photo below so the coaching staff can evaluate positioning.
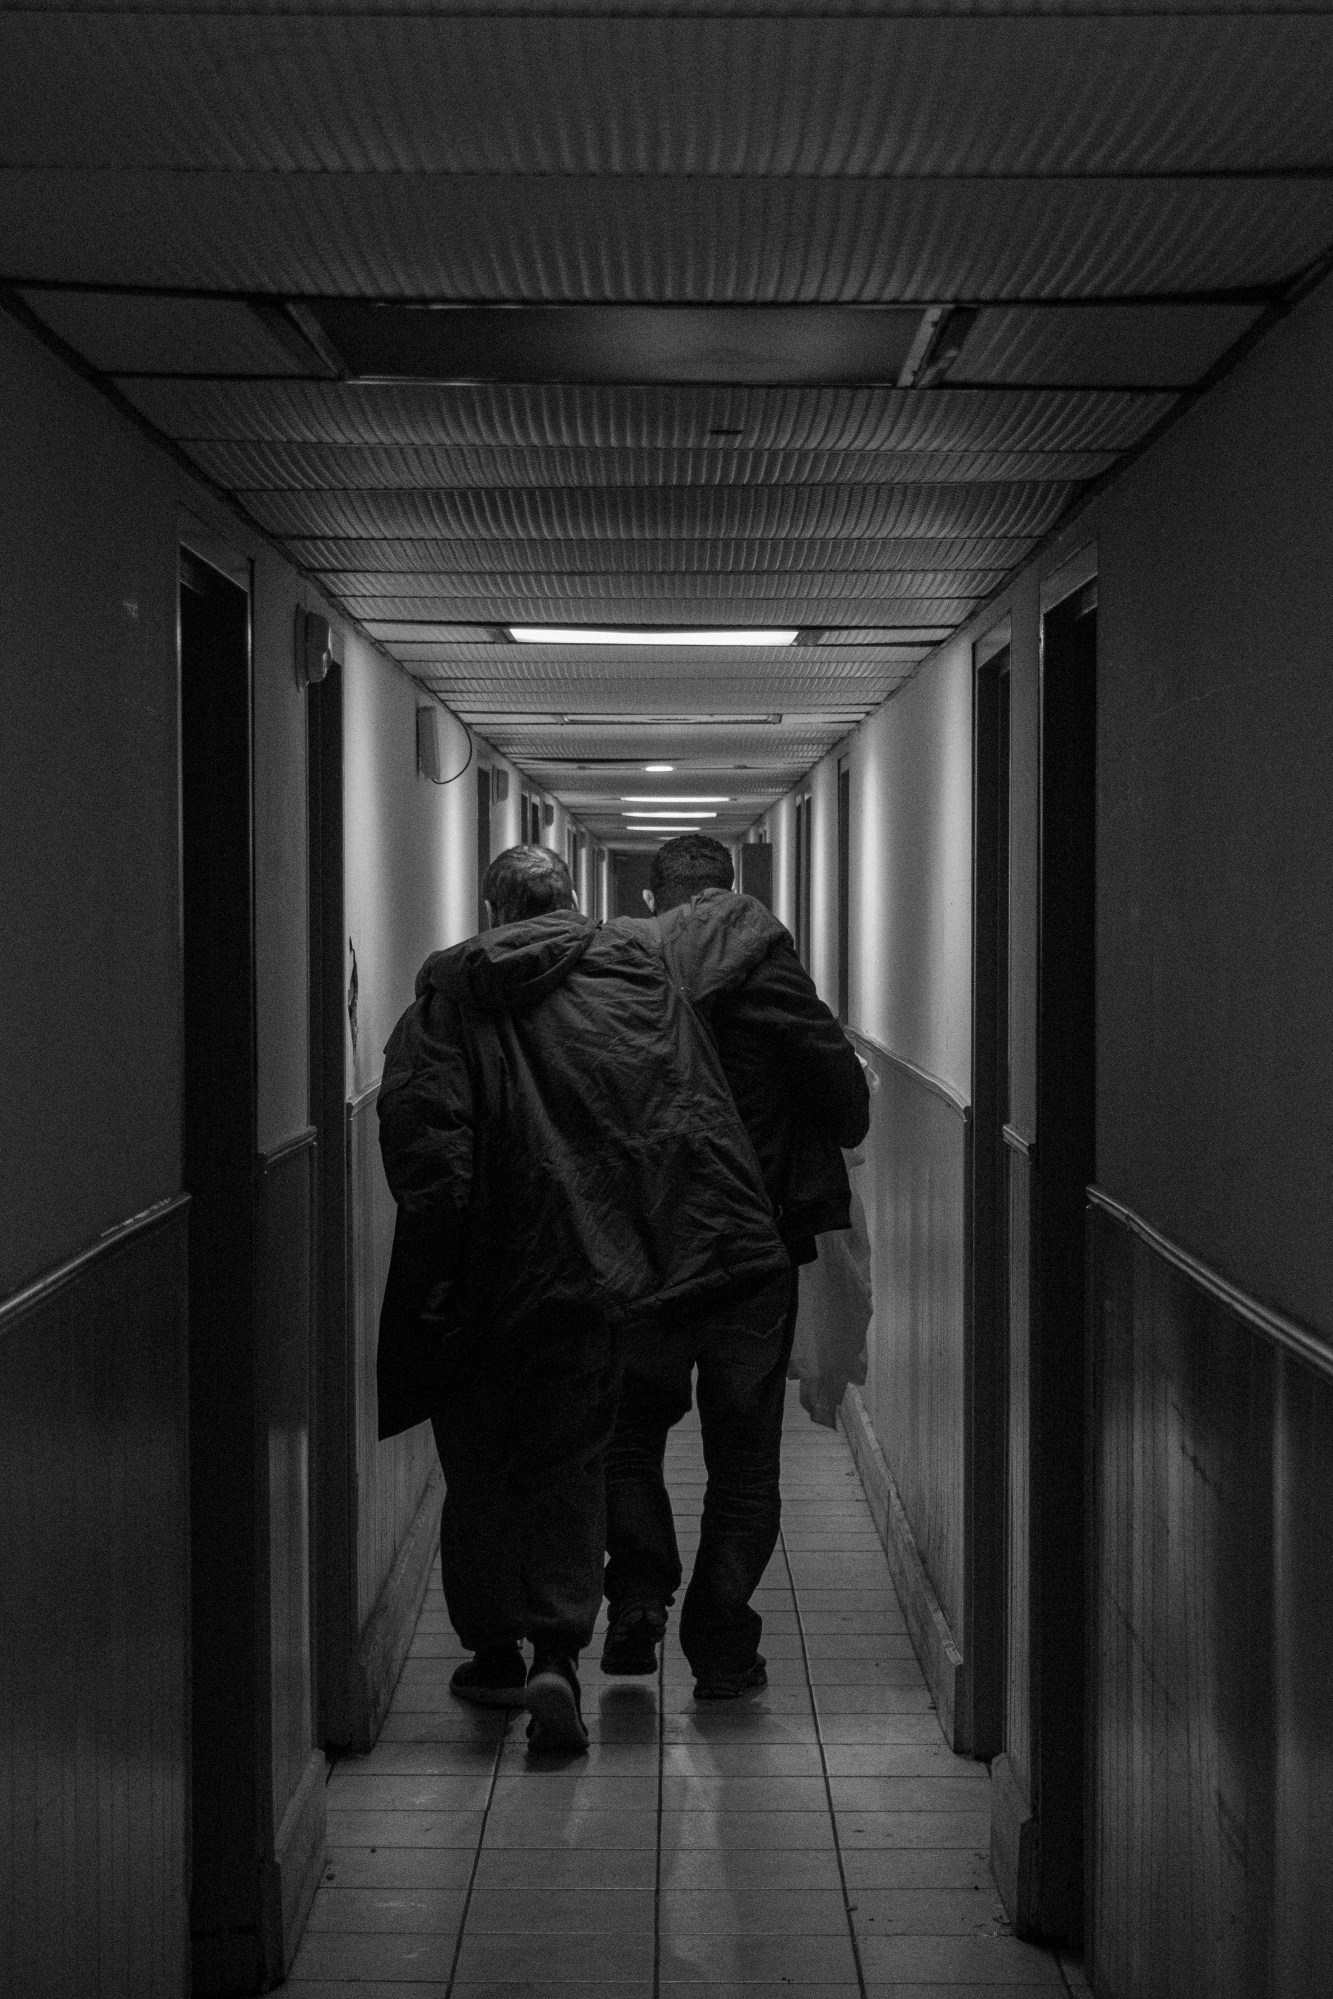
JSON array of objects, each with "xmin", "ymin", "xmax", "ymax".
[{"xmin": 290, "ymin": 1384, "xmax": 1091, "ymax": 1997}]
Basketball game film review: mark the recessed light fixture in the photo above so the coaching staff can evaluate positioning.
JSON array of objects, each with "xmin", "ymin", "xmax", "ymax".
[
  {"xmin": 620, "ymin": 795, "xmax": 732, "ymax": 805},
  {"xmin": 644, "ymin": 763, "xmax": 674, "ymax": 773},
  {"xmin": 623, "ymin": 810, "xmax": 718, "ymax": 820},
  {"xmin": 510, "ymin": 627, "xmax": 798, "ymax": 648}
]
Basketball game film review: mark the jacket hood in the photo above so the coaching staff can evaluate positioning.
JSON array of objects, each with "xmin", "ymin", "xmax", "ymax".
[
  {"xmin": 653, "ymin": 889, "xmax": 787, "ymax": 1003},
  {"xmin": 420, "ymin": 910, "xmax": 597, "ymax": 1015}
]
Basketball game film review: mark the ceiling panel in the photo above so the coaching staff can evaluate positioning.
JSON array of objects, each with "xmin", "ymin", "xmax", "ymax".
[
  {"xmin": 6, "ymin": 4, "xmax": 1328, "ymax": 849},
  {"xmin": 17, "ymin": 289, "xmax": 309, "ymax": 376},
  {"xmin": 4, "ymin": 15, "xmax": 1329, "ymax": 179},
  {"xmin": 956, "ymin": 301, "xmax": 1265, "ymax": 389},
  {"xmin": 115, "ymin": 380, "xmax": 1175, "ymax": 454},
  {"xmin": 282, "ymin": 535, "xmax": 1037, "ymax": 575},
  {"xmin": 4, "ymin": 172, "xmax": 1330, "ymax": 303},
  {"xmin": 190, "ymin": 438, "xmax": 1117, "ymax": 491},
  {"xmin": 237, "ymin": 481, "xmax": 1074, "ymax": 543}
]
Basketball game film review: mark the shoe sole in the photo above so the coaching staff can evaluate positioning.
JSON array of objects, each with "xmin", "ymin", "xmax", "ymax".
[
  {"xmin": 600, "ymin": 1644, "xmax": 658, "ymax": 1677},
  {"xmin": 692, "ymin": 1662, "xmax": 769, "ymax": 1702},
  {"xmin": 449, "ymin": 1680, "xmax": 528, "ymax": 1709},
  {"xmin": 524, "ymin": 1670, "xmax": 590, "ymax": 1750}
]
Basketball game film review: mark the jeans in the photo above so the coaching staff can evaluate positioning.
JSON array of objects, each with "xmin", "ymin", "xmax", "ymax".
[
  {"xmin": 431, "ymin": 1313, "xmax": 623, "ymax": 1659},
  {"xmin": 603, "ymin": 1270, "xmax": 795, "ymax": 1677}
]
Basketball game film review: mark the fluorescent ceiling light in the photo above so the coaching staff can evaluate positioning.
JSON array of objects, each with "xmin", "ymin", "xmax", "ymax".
[
  {"xmin": 644, "ymin": 763, "xmax": 674, "ymax": 772},
  {"xmin": 510, "ymin": 627, "xmax": 798, "ymax": 648},
  {"xmin": 623, "ymin": 810, "xmax": 718, "ymax": 820},
  {"xmin": 620, "ymin": 795, "xmax": 732, "ymax": 804}
]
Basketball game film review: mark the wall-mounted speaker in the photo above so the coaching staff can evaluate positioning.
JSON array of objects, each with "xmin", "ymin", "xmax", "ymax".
[{"xmin": 417, "ymin": 706, "xmax": 443, "ymax": 781}]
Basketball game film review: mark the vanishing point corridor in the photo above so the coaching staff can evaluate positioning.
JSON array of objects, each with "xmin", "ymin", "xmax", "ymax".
[{"xmin": 292, "ymin": 1388, "xmax": 1088, "ymax": 1997}]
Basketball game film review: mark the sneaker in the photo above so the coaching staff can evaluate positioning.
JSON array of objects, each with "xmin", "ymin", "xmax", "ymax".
[
  {"xmin": 449, "ymin": 1643, "xmax": 528, "ymax": 1708},
  {"xmin": 601, "ymin": 1603, "xmax": 667, "ymax": 1677},
  {"xmin": 692, "ymin": 1655, "xmax": 768, "ymax": 1702},
  {"xmin": 524, "ymin": 1653, "xmax": 590, "ymax": 1751}
]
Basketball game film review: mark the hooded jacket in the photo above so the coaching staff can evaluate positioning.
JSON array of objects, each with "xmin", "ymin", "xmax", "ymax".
[
  {"xmin": 375, "ymin": 909, "xmax": 788, "ymax": 1438},
  {"xmin": 618, "ymin": 890, "xmax": 870, "ymax": 1259}
]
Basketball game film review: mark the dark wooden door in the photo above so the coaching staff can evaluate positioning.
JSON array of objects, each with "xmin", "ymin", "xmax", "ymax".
[
  {"xmin": 180, "ymin": 548, "xmax": 263, "ymax": 1990},
  {"xmin": 308, "ymin": 657, "xmax": 353, "ymax": 1747},
  {"xmin": 968, "ymin": 646, "xmax": 1011, "ymax": 1759},
  {"xmin": 1032, "ymin": 586, "xmax": 1097, "ymax": 1939}
]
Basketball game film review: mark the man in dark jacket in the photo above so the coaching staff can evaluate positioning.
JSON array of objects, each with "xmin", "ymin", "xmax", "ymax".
[
  {"xmin": 376, "ymin": 844, "xmax": 788, "ymax": 1748},
  {"xmin": 601, "ymin": 834, "xmax": 869, "ymax": 1696}
]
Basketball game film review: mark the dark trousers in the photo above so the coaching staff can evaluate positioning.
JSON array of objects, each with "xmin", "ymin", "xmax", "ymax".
[
  {"xmin": 603, "ymin": 1270, "xmax": 795, "ymax": 1677},
  {"xmin": 430, "ymin": 1314, "xmax": 623, "ymax": 1659}
]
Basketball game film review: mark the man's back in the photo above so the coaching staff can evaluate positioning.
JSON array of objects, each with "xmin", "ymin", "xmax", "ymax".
[{"xmin": 377, "ymin": 907, "xmax": 788, "ymax": 1434}]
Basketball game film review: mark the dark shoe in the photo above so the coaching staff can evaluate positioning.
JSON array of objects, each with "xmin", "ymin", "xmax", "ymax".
[
  {"xmin": 692, "ymin": 1655, "xmax": 768, "ymax": 1702},
  {"xmin": 601, "ymin": 1603, "xmax": 667, "ymax": 1677},
  {"xmin": 449, "ymin": 1643, "xmax": 528, "ymax": 1708},
  {"xmin": 524, "ymin": 1653, "xmax": 590, "ymax": 1751}
]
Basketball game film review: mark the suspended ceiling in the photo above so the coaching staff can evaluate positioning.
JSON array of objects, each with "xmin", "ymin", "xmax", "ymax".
[{"xmin": 2, "ymin": 5, "xmax": 1330, "ymax": 853}]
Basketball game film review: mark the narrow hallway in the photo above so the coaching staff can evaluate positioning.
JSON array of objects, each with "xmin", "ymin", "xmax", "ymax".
[{"xmin": 290, "ymin": 1387, "xmax": 1088, "ymax": 1996}]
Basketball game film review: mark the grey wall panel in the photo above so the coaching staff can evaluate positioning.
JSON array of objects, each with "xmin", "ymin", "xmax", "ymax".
[
  {"xmin": 348, "ymin": 1087, "xmax": 437, "ymax": 1638},
  {"xmin": 856, "ymin": 1042, "xmax": 969, "ymax": 1648},
  {"xmin": 0, "ymin": 1201, "xmax": 190, "ymax": 1999},
  {"xmin": 0, "ymin": 313, "xmax": 180, "ymax": 1298},
  {"xmin": 1088, "ymin": 1197, "xmax": 1333, "ymax": 1999},
  {"xmin": 1097, "ymin": 274, "xmax": 1333, "ymax": 1340},
  {"xmin": 257, "ymin": 1131, "xmax": 318, "ymax": 1839}
]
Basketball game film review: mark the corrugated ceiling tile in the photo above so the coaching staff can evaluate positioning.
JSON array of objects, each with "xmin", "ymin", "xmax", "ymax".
[
  {"xmin": 283, "ymin": 535, "xmax": 1036, "ymax": 576},
  {"xmin": 116, "ymin": 380, "xmax": 1174, "ymax": 455},
  {"xmin": 186, "ymin": 438, "xmax": 1116, "ymax": 492},
  {"xmin": 4, "ymin": 171, "xmax": 1329, "ymax": 302},
  {"xmin": 239, "ymin": 480, "xmax": 1073, "ymax": 541},
  {"xmin": 956, "ymin": 301, "xmax": 1264, "ymax": 388},
  {"xmin": 4, "ymin": 16, "xmax": 1330, "ymax": 179}
]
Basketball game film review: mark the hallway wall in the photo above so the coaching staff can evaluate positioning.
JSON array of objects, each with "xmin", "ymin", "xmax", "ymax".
[
  {"xmin": 0, "ymin": 314, "xmax": 189, "ymax": 1998},
  {"xmin": 0, "ymin": 303, "xmax": 495, "ymax": 1995},
  {"xmin": 773, "ymin": 272, "xmax": 1333, "ymax": 1972}
]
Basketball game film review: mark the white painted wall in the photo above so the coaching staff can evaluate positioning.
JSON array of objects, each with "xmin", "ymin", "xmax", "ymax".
[{"xmin": 847, "ymin": 640, "xmax": 974, "ymax": 1097}]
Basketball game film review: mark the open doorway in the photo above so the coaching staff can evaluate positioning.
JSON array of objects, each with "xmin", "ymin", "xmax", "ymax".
[
  {"xmin": 1030, "ymin": 579, "xmax": 1097, "ymax": 1938},
  {"xmin": 969, "ymin": 638, "xmax": 1011, "ymax": 1760},
  {"xmin": 179, "ymin": 544, "xmax": 264, "ymax": 1989}
]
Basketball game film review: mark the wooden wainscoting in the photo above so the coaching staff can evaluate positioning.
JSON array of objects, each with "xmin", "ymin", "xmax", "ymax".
[
  {"xmin": 841, "ymin": 1033, "xmax": 979, "ymax": 1749},
  {"xmin": 255, "ymin": 1127, "xmax": 325, "ymax": 1975},
  {"xmin": 344, "ymin": 1082, "xmax": 443, "ymax": 1751},
  {"xmin": 0, "ymin": 1198, "xmax": 190, "ymax": 1999},
  {"xmin": 991, "ymin": 1124, "xmax": 1037, "ymax": 1920},
  {"xmin": 1087, "ymin": 1191, "xmax": 1333, "ymax": 1999}
]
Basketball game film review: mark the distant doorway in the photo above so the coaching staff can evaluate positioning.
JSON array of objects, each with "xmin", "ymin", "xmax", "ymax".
[
  {"xmin": 476, "ymin": 764, "xmax": 492, "ymax": 932},
  {"xmin": 179, "ymin": 545, "xmax": 264, "ymax": 1989},
  {"xmin": 612, "ymin": 849, "xmax": 655, "ymax": 918}
]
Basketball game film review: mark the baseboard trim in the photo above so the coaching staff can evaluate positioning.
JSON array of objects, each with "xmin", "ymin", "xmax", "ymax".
[
  {"xmin": 350, "ymin": 1464, "xmax": 444, "ymax": 1752},
  {"xmin": 271, "ymin": 1747, "xmax": 327, "ymax": 1977},
  {"xmin": 839, "ymin": 1384, "xmax": 966, "ymax": 1747},
  {"xmin": 990, "ymin": 1750, "xmax": 1040, "ymax": 1937}
]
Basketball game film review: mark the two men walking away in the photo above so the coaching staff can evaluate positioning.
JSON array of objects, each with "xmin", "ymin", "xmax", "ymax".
[
  {"xmin": 375, "ymin": 844, "xmax": 788, "ymax": 1748},
  {"xmin": 601, "ymin": 834, "xmax": 870, "ymax": 1695}
]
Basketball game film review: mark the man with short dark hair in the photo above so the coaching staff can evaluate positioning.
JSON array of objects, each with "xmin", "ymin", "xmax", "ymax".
[
  {"xmin": 376, "ymin": 845, "xmax": 788, "ymax": 1748},
  {"xmin": 601, "ymin": 834, "xmax": 869, "ymax": 1697}
]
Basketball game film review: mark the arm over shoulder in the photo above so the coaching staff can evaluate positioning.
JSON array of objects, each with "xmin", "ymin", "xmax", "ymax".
[{"xmin": 728, "ymin": 936, "xmax": 871, "ymax": 1148}]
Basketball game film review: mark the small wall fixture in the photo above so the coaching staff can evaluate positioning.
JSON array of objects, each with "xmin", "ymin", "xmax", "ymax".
[{"xmin": 295, "ymin": 607, "xmax": 333, "ymax": 687}]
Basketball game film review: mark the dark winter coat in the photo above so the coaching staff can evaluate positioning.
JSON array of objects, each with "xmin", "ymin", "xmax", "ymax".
[
  {"xmin": 623, "ymin": 890, "xmax": 870, "ymax": 1260},
  {"xmin": 375, "ymin": 910, "xmax": 788, "ymax": 1438}
]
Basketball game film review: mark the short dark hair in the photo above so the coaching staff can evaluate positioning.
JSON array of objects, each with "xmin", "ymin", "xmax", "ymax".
[
  {"xmin": 483, "ymin": 845, "xmax": 576, "ymax": 926},
  {"xmin": 649, "ymin": 833, "xmax": 734, "ymax": 912}
]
